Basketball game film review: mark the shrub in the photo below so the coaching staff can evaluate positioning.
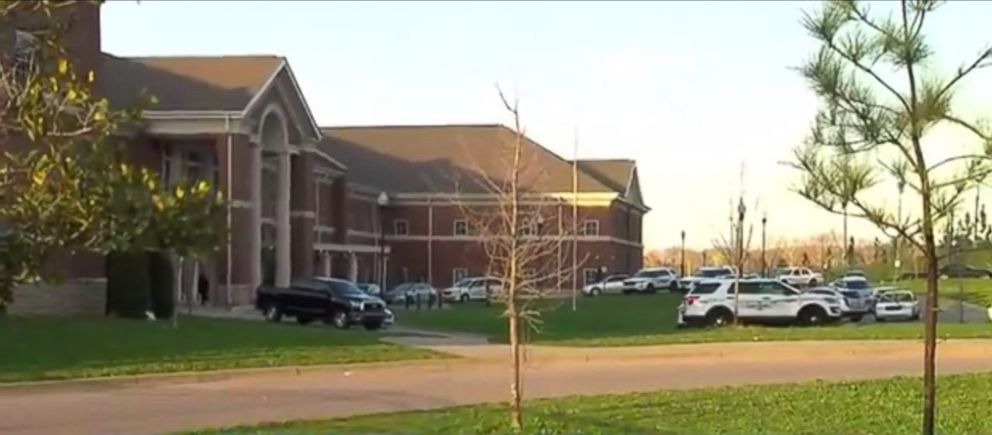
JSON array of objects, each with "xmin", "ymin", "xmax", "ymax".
[
  {"xmin": 147, "ymin": 251, "xmax": 174, "ymax": 320},
  {"xmin": 106, "ymin": 251, "xmax": 150, "ymax": 318}
]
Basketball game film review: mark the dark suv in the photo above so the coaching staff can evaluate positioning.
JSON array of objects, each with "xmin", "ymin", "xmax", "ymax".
[{"xmin": 256, "ymin": 277, "xmax": 389, "ymax": 330}]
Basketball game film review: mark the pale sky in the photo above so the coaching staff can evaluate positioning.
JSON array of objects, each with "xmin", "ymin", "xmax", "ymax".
[{"xmin": 102, "ymin": 1, "xmax": 992, "ymax": 250}]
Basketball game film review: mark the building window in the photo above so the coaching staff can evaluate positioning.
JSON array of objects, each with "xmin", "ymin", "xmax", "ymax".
[
  {"xmin": 581, "ymin": 219, "xmax": 600, "ymax": 236},
  {"xmin": 453, "ymin": 219, "xmax": 469, "ymax": 236},
  {"xmin": 13, "ymin": 30, "xmax": 38, "ymax": 77},
  {"xmin": 452, "ymin": 268, "xmax": 469, "ymax": 285},
  {"xmin": 393, "ymin": 219, "xmax": 409, "ymax": 235},
  {"xmin": 583, "ymin": 268, "xmax": 599, "ymax": 286},
  {"xmin": 519, "ymin": 222, "xmax": 536, "ymax": 237}
]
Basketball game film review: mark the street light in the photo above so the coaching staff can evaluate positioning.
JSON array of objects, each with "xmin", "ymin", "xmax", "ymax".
[
  {"xmin": 376, "ymin": 192, "xmax": 390, "ymax": 294},
  {"xmin": 737, "ymin": 198, "xmax": 746, "ymax": 273},
  {"xmin": 761, "ymin": 214, "xmax": 767, "ymax": 277},
  {"xmin": 680, "ymin": 230, "xmax": 686, "ymax": 277}
]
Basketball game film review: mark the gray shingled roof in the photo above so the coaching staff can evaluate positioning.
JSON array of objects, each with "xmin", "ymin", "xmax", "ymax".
[
  {"xmin": 576, "ymin": 159, "xmax": 635, "ymax": 196},
  {"xmin": 100, "ymin": 54, "xmax": 283, "ymax": 111},
  {"xmin": 320, "ymin": 125, "xmax": 644, "ymax": 207}
]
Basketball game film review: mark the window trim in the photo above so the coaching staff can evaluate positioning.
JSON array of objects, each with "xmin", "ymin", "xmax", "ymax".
[
  {"xmin": 453, "ymin": 219, "xmax": 469, "ymax": 236},
  {"xmin": 582, "ymin": 219, "xmax": 600, "ymax": 236},
  {"xmin": 393, "ymin": 219, "xmax": 410, "ymax": 235}
]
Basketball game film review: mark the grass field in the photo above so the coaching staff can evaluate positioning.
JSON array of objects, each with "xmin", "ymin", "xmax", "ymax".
[
  {"xmin": 895, "ymin": 278, "xmax": 992, "ymax": 307},
  {"xmin": 0, "ymin": 316, "xmax": 440, "ymax": 383},
  {"xmin": 197, "ymin": 372, "xmax": 992, "ymax": 434},
  {"xmin": 399, "ymin": 293, "xmax": 992, "ymax": 346}
]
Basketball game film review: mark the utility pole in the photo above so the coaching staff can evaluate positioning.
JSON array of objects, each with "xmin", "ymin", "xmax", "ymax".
[
  {"xmin": 680, "ymin": 230, "xmax": 686, "ymax": 277},
  {"xmin": 571, "ymin": 126, "xmax": 578, "ymax": 312},
  {"xmin": 761, "ymin": 214, "xmax": 767, "ymax": 277}
]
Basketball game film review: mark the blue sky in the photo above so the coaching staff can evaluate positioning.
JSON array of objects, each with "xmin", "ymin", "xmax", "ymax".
[{"xmin": 102, "ymin": 1, "xmax": 992, "ymax": 250}]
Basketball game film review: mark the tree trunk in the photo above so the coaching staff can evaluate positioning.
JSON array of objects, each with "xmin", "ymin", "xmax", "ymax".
[
  {"xmin": 188, "ymin": 259, "xmax": 198, "ymax": 315},
  {"xmin": 172, "ymin": 255, "xmax": 184, "ymax": 328},
  {"xmin": 508, "ymin": 309, "xmax": 523, "ymax": 432},
  {"xmin": 922, "ymin": 236, "xmax": 939, "ymax": 435}
]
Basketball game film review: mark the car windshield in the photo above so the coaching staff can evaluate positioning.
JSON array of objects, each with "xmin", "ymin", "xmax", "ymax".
[
  {"xmin": 453, "ymin": 279, "xmax": 474, "ymax": 287},
  {"xmin": 881, "ymin": 292, "xmax": 915, "ymax": 303},
  {"xmin": 690, "ymin": 282, "xmax": 721, "ymax": 294},
  {"xmin": 840, "ymin": 280, "xmax": 869, "ymax": 289},
  {"xmin": 776, "ymin": 268, "xmax": 794, "ymax": 275},
  {"xmin": 323, "ymin": 280, "xmax": 366, "ymax": 297}
]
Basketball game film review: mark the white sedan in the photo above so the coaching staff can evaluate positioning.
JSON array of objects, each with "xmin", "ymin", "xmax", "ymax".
[{"xmin": 874, "ymin": 290, "xmax": 920, "ymax": 322}]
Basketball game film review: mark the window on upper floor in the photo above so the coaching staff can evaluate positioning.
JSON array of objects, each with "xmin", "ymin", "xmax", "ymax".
[
  {"xmin": 393, "ymin": 219, "xmax": 409, "ymax": 236},
  {"xmin": 453, "ymin": 219, "xmax": 469, "ymax": 236},
  {"xmin": 13, "ymin": 30, "xmax": 39, "ymax": 78},
  {"xmin": 581, "ymin": 219, "xmax": 600, "ymax": 236},
  {"xmin": 160, "ymin": 143, "xmax": 219, "ymax": 193}
]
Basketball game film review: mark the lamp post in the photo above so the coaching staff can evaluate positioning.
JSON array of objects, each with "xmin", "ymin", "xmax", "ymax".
[
  {"xmin": 679, "ymin": 230, "xmax": 686, "ymax": 278},
  {"xmin": 761, "ymin": 214, "xmax": 767, "ymax": 277},
  {"xmin": 376, "ymin": 192, "xmax": 390, "ymax": 295}
]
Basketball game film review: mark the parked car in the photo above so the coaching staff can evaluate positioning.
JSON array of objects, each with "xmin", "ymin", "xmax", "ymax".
[
  {"xmin": 677, "ymin": 278, "xmax": 842, "ymax": 327},
  {"xmin": 443, "ymin": 277, "xmax": 504, "ymax": 302},
  {"xmin": 874, "ymin": 290, "xmax": 920, "ymax": 321},
  {"xmin": 582, "ymin": 274, "xmax": 630, "ymax": 296},
  {"xmin": 775, "ymin": 267, "xmax": 823, "ymax": 287},
  {"xmin": 676, "ymin": 266, "xmax": 736, "ymax": 292},
  {"xmin": 356, "ymin": 283, "xmax": 383, "ymax": 297},
  {"xmin": 255, "ymin": 277, "xmax": 389, "ymax": 330},
  {"xmin": 622, "ymin": 268, "xmax": 677, "ymax": 294},
  {"xmin": 806, "ymin": 287, "xmax": 871, "ymax": 322},
  {"xmin": 832, "ymin": 276, "xmax": 876, "ymax": 310},
  {"xmin": 939, "ymin": 264, "xmax": 992, "ymax": 279},
  {"xmin": 841, "ymin": 269, "xmax": 867, "ymax": 278},
  {"xmin": 384, "ymin": 282, "xmax": 439, "ymax": 304}
]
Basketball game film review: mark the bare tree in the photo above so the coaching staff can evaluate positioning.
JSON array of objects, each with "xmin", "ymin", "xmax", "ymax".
[
  {"xmin": 711, "ymin": 196, "xmax": 757, "ymax": 326},
  {"xmin": 790, "ymin": 2, "xmax": 992, "ymax": 432},
  {"xmin": 451, "ymin": 86, "xmax": 586, "ymax": 431}
]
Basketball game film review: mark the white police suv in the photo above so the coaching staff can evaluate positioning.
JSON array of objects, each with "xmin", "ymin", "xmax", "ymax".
[{"xmin": 678, "ymin": 278, "xmax": 843, "ymax": 327}]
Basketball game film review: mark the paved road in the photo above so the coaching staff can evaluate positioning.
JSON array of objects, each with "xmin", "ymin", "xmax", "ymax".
[{"xmin": 2, "ymin": 340, "xmax": 992, "ymax": 435}]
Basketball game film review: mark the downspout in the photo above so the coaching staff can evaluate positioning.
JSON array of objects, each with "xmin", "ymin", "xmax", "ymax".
[
  {"xmin": 225, "ymin": 115, "xmax": 233, "ymax": 305},
  {"xmin": 427, "ymin": 199, "xmax": 434, "ymax": 285}
]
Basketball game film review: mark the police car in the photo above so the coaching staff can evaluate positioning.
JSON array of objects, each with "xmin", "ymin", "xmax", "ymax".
[{"xmin": 678, "ymin": 278, "xmax": 843, "ymax": 327}]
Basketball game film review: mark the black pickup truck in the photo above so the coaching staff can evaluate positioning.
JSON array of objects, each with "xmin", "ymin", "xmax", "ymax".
[{"xmin": 256, "ymin": 277, "xmax": 390, "ymax": 330}]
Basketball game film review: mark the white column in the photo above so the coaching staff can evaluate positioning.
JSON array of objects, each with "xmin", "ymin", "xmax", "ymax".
[
  {"xmin": 348, "ymin": 253, "xmax": 358, "ymax": 282},
  {"xmin": 275, "ymin": 151, "xmax": 292, "ymax": 287},
  {"xmin": 249, "ymin": 145, "xmax": 263, "ymax": 289},
  {"xmin": 322, "ymin": 252, "xmax": 332, "ymax": 276}
]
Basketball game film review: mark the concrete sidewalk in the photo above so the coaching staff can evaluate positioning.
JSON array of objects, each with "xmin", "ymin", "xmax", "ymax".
[{"xmin": 2, "ymin": 340, "xmax": 992, "ymax": 435}]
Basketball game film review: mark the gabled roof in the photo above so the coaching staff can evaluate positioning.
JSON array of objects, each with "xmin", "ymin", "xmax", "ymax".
[
  {"xmin": 100, "ymin": 54, "xmax": 283, "ymax": 112},
  {"xmin": 320, "ymin": 125, "xmax": 647, "ymax": 210},
  {"xmin": 575, "ymin": 159, "xmax": 636, "ymax": 196}
]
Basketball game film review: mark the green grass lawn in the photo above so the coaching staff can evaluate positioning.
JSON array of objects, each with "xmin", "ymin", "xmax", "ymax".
[
  {"xmin": 399, "ymin": 293, "xmax": 992, "ymax": 347},
  {"xmin": 196, "ymin": 372, "xmax": 992, "ymax": 434},
  {"xmin": 0, "ymin": 316, "xmax": 440, "ymax": 383},
  {"xmin": 894, "ymin": 278, "xmax": 992, "ymax": 307}
]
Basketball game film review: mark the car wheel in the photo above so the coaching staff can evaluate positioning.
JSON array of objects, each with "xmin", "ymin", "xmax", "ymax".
[
  {"xmin": 850, "ymin": 314, "xmax": 863, "ymax": 323},
  {"xmin": 706, "ymin": 308, "xmax": 734, "ymax": 327},
  {"xmin": 364, "ymin": 322, "xmax": 383, "ymax": 331},
  {"xmin": 263, "ymin": 304, "xmax": 283, "ymax": 322},
  {"xmin": 808, "ymin": 279, "xmax": 818, "ymax": 287},
  {"xmin": 460, "ymin": 294, "xmax": 469, "ymax": 303},
  {"xmin": 591, "ymin": 288, "xmax": 601, "ymax": 296},
  {"xmin": 798, "ymin": 306, "xmax": 827, "ymax": 326},
  {"xmin": 911, "ymin": 311, "xmax": 920, "ymax": 321},
  {"xmin": 331, "ymin": 311, "xmax": 350, "ymax": 329},
  {"xmin": 646, "ymin": 284, "xmax": 656, "ymax": 294},
  {"xmin": 296, "ymin": 316, "xmax": 314, "ymax": 325}
]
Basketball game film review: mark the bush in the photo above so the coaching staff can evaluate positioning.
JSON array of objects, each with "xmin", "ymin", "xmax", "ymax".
[
  {"xmin": 147, "ymin": 251, "xmax": 174, "ymax": 320},
  {"xmin": 106, "ymin": 251, "xmax": 150, "ymax": 319}
]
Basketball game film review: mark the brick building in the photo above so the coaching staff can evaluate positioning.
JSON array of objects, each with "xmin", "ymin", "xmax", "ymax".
[{"xmin": 3, "ymin": 3, "xmax": 648, "ymax": 311}]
